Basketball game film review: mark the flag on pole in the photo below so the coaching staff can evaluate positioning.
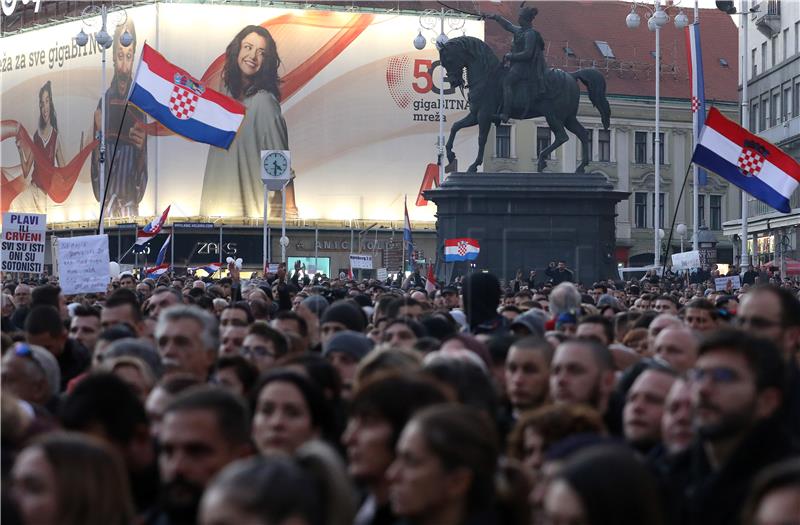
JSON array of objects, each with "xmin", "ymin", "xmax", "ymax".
[
  {"xmin": 154, "ymin": 234, "xmax": 171, "ymax": 266},
  {"xmin": 685, "ymin": 22, "xmax": 708, "ymax": 186},
  {"xmin": 425, "ymin": 264, "xmax": 438, "ymax": 293},
  {"xmin": 134, "ymin": 205, "xmax": 171, "ymax": 248},
  {"xmin": 404, "ymin": 196, "xmax": 414, "ymax": 271},
  {"xmin": 188, "ymin": 262, "xmax": 223, "ymax": 275},
  {"xmin": 692, "ymin": 107, "xmax": 800, "ymax": 213},
  {"xmin": 444, "ymin": 238, "xmax": 480, "ymax": 262},
  {"xmin": 129, "ymin": 44, "xmax": 246, "ymax": 149}
]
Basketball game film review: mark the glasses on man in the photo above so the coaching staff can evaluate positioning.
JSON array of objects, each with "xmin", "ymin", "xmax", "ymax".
[
  {"xmin": 687, "ymin": 366, "xmax": 740, "ymax": 385},
  {"xmin": 240, "ymin": 345, "xmax": 275, "ymax": 360}
]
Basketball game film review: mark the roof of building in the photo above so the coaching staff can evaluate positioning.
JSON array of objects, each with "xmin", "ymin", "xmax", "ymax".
[{"xmin": 481, "ymin": 1, "xmax": 738, "ymax": 103}]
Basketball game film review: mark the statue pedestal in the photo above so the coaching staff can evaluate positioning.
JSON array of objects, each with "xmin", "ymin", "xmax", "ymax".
[{"xmin": 424, "ymin": 171, "xmax": 629, "ymax": 285}]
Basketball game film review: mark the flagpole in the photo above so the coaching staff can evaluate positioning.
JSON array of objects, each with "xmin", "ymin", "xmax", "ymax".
[
  {"xmin": 170, "ymin": 224, "xmax": 174, "ymax": 275},
  {"xmin": 97, "ymin": 101, "xmax": 132, "ymax": 234},
  {"xmin": 740, "ymin": 0, "xmax": 750, "ymax": 268},
  {"xmin": 692, "ymin": 0, "xmax": 700, "ymax": 251}
]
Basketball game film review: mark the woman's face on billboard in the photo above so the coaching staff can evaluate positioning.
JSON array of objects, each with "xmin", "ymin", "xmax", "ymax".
[
  {"xmin": 238, "ymin": 31, "xmax": 267, "ymax": 78},
  {"xmin": 39, "ymin": 89, "xmax": 51, "ymax": 124}
]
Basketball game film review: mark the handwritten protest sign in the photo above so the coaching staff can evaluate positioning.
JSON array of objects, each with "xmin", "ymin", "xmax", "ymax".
[
  {"xmin": 671, "ymin": 250, "xmax": 701, "ymax": 271},
  {"xmin": 350, "ymin": 254, "xmax": 373, "ymax": 270},
  {"xmin": 714, "ymin": 275, "xmax": 741, "ymax": 291},
  {"xmin": 1, "ymin": 212, "xmax": 46, "ymax": 273},
  {"xmin": 57, "ymin": 235, "xmax": 110, "ymax": 295},
  {"xmin": 377, "ymin": 268, "xmax": 388, "ymax": 281}
]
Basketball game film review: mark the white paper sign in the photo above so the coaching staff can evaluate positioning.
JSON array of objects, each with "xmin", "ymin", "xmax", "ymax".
[
  {"xmin": 57, "ymin": 235, "xmax": 110, "ymax": 295},
  {"xmin": 376, "ymin": 268, "xmax": 388, "ymax": 281},
  {"xmin": 671, "ymin": 250, "xmax": 701, "ymax": 271},
  {"xmin": 350, "ymin": 254, "xmax": 373, "ymax": 270},
  {"xmin": 714, "ymin": 275, "xmax": 741, "ymax": 291},
  {"xmin": 1, "ymin": 212, "xmax": 46, "ymax": 273}
]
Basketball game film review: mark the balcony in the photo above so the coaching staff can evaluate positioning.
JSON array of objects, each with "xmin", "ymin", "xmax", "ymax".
[
  {"xmin": 748, "ymin": 191, "xmax": 800, "ymax": 217},
  {"xmin": 753, "ymin": 1, "xmax": 781, "ymax": 38},
  {"xmin": 758, "ymin": 114, "xmax": 800, "ymax": 146}
]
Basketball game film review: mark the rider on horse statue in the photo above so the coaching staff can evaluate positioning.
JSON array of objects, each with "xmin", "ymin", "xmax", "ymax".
[{"xmin": 485, "ymin": 6, "xmax": 547, "ymax": 123}]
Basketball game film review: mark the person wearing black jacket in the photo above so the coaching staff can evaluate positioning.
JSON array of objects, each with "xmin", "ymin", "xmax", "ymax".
[{"xmin": 545, "ymin": 261, "xmax": 573, "ymax": 284}]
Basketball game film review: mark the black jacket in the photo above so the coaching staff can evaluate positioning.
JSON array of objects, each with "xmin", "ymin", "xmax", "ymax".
[{"xmin": 660, "ymin": 416, "xmax": 799, "ymax": 525}]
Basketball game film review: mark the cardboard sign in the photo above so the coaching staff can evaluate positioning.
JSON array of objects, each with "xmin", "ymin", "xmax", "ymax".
[
  {"xmin": 671, "ymin": 250, "xmax": 701, "ymax": 271},
  {"xmin": 57, "ymin": 235, "xmax": 110, "ymax": 295},
  {"xmin": 714, "ymin": 275, "xmax": 741, "ymax": 291},
  {"xmin": 376, "ymin": 268, "xmax": 388, "ymax": 281},
  {"xmin": 350, "ymin": 254, "xmax": 373, "ymax": 269},
  {"xmin": 1, "ymin": 212, "xmax": 46, "ymax": 273}
]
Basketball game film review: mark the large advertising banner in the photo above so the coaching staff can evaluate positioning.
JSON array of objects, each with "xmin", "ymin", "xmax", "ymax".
[{"xmin": 1, "ymin": 4, "xmax": 482, "ymax": 224}]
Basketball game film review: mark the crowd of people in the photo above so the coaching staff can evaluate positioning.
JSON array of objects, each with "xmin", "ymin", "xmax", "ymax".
[{"xmin": 1, "ymin": 261, "xmax": 799, "ymax": 525}]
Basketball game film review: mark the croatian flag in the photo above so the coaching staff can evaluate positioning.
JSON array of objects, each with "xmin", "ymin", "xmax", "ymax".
[
  {"xmin": 145, "ymin": 263, "xmax": 171, "ymax": 278},
  {"xmin": 129, "ymin": 44, "xmax": 245, "ymax": 149},
  {"xmin": 425, "ymin": 264, "xmax": 438, "ymax": 293},
  {"xmin": 188, "ymin": 262, "xmax": 223, "ymax": 275},
  {"xmin": 154, "ymin": 234, "xmax": 171, "ymax": 266},
  {"xmin": 692, "ymin": 107, "xmax": 800, "ymax": 213},
  {"xmin": 444, "ymin": 238, "xmax": 480, "ymax": 262},
  {"xmin": 135, "ymin": 205, "xmax": 171, "ymax": 247},
  {"xmin": 404, "ymin": 196, "xmax": 414, "ymax": 271},
  {"xmin": 685, "ymin": 23, "xmax": 708, "ymax": 186}
]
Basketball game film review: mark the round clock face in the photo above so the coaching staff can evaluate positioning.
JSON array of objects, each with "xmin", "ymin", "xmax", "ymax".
[{"xmin": 264, "ymin": 152, "xmax": 288, "ymax": 177}]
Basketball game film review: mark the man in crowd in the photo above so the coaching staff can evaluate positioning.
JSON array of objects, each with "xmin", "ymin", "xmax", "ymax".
[
  {"xmin": 155, "ymin": 305, "xmax": 218, "ymax": 380},
  {"xmin": 623, "ymin": 364, "xmax": 677, "ymax": 454},
  {"xmin": 505, "ymin": 336, "xmax": 553, "ymax": 418},
  {"xmin": 25, "ymin": 305, "xmax": 90, "ymax": 389},
  {"xmin": 69, "ymin": 305, "xmax": 102, "ymax": 353}
]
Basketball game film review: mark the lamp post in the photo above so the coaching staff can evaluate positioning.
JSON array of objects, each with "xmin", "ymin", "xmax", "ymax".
[
  {"xmin": 75, "ymin": 5, "xmax": 131, "ymax": 235},
  {"xmin": 676, "ymin": 223, "xmax": 688, "ymax": 252},
  {"xmin": 626, "ymin": 1, "xmax": 688, "ymax": 268},
  {"xmin": 413, "ymin": 9, "xmax": 466, "ymax": 184}
]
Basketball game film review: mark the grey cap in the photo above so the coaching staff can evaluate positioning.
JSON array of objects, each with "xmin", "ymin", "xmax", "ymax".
[
  {"xmin": 511, "ymin": 310, "xmax": 546, "ymax": 338},
  {"xmin": 301, "ymin": 294, "xmax": 329, "ymax": 317},
  {"xmin": 322, "ymin": 331, "xmax": 374, "ymax": 362}
]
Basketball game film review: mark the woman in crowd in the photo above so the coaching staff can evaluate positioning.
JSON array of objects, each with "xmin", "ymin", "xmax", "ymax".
[
  {"xmin": 10, "ymin": 432, "xmax": 133, "ymax": 525},
  {"xmin": 251, "ymin": 369, "xmax": 334, "ymax": 455},
  {"xmin": 200, "ymin": 25, "xmax": 298, "ymax": 218}
]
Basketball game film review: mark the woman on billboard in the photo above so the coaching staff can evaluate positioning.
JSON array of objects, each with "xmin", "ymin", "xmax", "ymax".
[
  {"xmin": 200, "ymin": 25, "xmax": 298, "ymax": 219},
  {"xmin": 15, "ymin": 80, "xmax": 66, "ymax": 213}
]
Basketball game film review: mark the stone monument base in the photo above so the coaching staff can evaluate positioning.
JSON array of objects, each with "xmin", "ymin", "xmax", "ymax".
[{"xmin": 424, "ymin": 171, "xmax": 629, "ymax": 285}]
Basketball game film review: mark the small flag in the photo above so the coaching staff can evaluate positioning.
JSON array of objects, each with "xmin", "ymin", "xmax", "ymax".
[
  {"xmin": 135, "ymin": 205, "xmax": 171, "ymax": 248},
  {"xmin": 444, "ymin": 238, "xmax": 480, "ymax": 262},
  {"xmin": 129, "ymin": 44, "xmax": 246, "ymax": 149},
  {"xmin": 154, "ymin": 234, "xmax": 171, "ymax": 266},
  {"xmin": 425, "ymin": 264, "xmax": 438, "ymax": 293},
  {"xmin": 404, "ymin": 196, "xmax": 414, "ymax": 271},
  {"xmin": 145, "ymin": 263, "xmax": 171, "ymax": 278},
  {"xmin": 188, "ymin": 262, "xmax": 223, "ymax": 275},
  {"xmin": 692, "ymin": 107, "xmax": 800, "ymax": 213},
  {"xmin": 685, "ymin": 23, "xmax": 708, "ymax": 186}
]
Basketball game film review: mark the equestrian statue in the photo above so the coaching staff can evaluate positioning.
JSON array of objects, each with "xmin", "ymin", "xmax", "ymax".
[{"xmin": 439, "ymin": 5, "xmax": 611, "ymax": 173}]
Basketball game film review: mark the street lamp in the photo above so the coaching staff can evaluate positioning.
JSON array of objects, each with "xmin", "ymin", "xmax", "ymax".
[
  {"xmin": 626, "ymin": 1, "xmax": 688, "ymax": 268},
  {"xmin": 676, "ymin": 223, "xmax": 688, "ymax": 252},
  {"xmin": 75, "ymin": 5, "xmax": 131, "ymax": 234},
  {"xmin": 413, "ymin": 9, "xmax": 466, "ymax": 184}
]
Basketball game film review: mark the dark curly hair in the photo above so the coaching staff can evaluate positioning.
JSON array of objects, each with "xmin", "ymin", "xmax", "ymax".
[{"xmin": 223, "ymin": 25, "xmax": 281, "ymax": 101}]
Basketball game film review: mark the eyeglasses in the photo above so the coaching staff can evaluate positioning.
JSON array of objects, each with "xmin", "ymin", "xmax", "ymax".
[
  {"xmin": 687, "ymin": 366, "xmax": 740, "ymax": 385},
  {"xmin": 240, "ymin": 345, "xmax": 275, "ymax": 359}
]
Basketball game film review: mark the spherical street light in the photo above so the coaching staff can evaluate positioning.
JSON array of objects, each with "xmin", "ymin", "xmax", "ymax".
[
  {"xmin": 676, "ymin": 223, "xmax": 687, "ymax": 238},
  {"xmin": 413, "ymin": 31, "xmax": 426, "ymax": 50},
  {"xmin": 647, "ymin": 15, "xmax": 657, "ymax": 32},
  {"xmin": 120, "ymin": 30, "xmax": 134, "ymax": 47},
  {"xmin": 674, "ymin": 10, "xmax": 689, "ymax": 29},
  {"xmin": 75, "ymin": 28, "xmax": 89, "ymax": 47},
  {"xmin": 96, "ymin": 27, "xmax": 112, "ymax": 48},
  {"xmin": 652, "ymin": 8, "xmax": 668, "ymax": 27},
  {"xmin": 626, "ymin": 10, "xmax": 641, "ymax": 29},
  {"xmin": 435, "ymin": 32, "xmax": 449, "ymax": 47}
]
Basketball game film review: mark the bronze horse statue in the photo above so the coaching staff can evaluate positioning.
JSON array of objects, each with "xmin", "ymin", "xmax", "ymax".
[{"xmin": 439, "ymin": 36, "xmax": 611, "ymax": 173}]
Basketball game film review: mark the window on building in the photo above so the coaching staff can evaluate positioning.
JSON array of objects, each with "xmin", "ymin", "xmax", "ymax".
[
  {"xmin": 710, "ymin": 195, "xmax": 722, "ymax": 230},
  {"xmin": 771, "ymin": 36, "xmax": 777, "ymax": 67},
  {"xmin": 783, "ymin": 85, "xmax": 791, "ymax": 122},
  {"xmin": 495, "ymin": 124, "xmax": 511, "ymax": 159},
  {"xmin": 635, "ymin": 192, "xmax": 648, "ymax": 229},
  {"xmin": 772, "ymin": 90, "xmax": 780, "ymax": 126},
  {"xmin": 760, "ymin": 95, "xmax": 769, "ymax": 130},
  {"xmin": 784, "ymin": 28, "xmax": 789, "ymax": 61},
  {"xmin": 751, "ymin": 100, "xmax": 759, "ymax": 131},
  {"xmin": 595, "ymin": 40, "xmax": 615, "ymax": 59},
  {"xmin": 761, "ymin": 42, "xmax": 767, "ymax": 72},
  {"xmin": 651, "ymin": 132, "xmax": 665, "ymax": 165},
  {"xmin": 752, "ymin": 48, "xmax": 758, "ymax": 77},
  {"xmin": 598, "ymin": 129, "xmax": 611, "ymax": 162},
  {"xmin": 794, "ymin": 77, "xmax": 800, "ymax": 118},
  {"xmin": 796, "ymin": 21, "xmax": 800, "ymax": 54},
  {"xmin": 537, "ymin": 127, "xmax": 552, "ymax": 159},
  {"xmin": 635, "ymin": 132, "xmax": 647, "ymax": 163},
  {"xmin": 651, "ymin": 192, "xmax": 665, "ymax": 228},
  {"xmin": 581, "ymin": 129, "xmax": 593, "ymax": 162},
  {"xmin": 698, "ymin": 194, "xmax": 705, "ymax": 227}
]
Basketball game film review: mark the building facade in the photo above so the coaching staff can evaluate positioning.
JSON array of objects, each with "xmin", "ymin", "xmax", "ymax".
[{"xmin": 723, "ymin": 0, "xmax": 800, "ymax": 272}]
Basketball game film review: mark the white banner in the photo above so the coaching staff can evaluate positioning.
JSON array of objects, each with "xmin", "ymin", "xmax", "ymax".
[
  {"xmin": 350, "ymin": 254, "xmax": 373, "ymax": 269},
  {"xmin": 57, "ymin": 234, "xmax": 110, "ymax": 294},
  {"xmin": 376, "ymin": 267, "xmax": 388, "ymax": 281},
  {"xmin": 1, "ymin": 212, "xmax": 46, "ymax": 273},
  {"xmin": 671, "ymin": 250, "xmax": 701, "ymax": 271},
  {"xmin": 714, "ymin": 275, "xmax": 741, "ymax": 291}
]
